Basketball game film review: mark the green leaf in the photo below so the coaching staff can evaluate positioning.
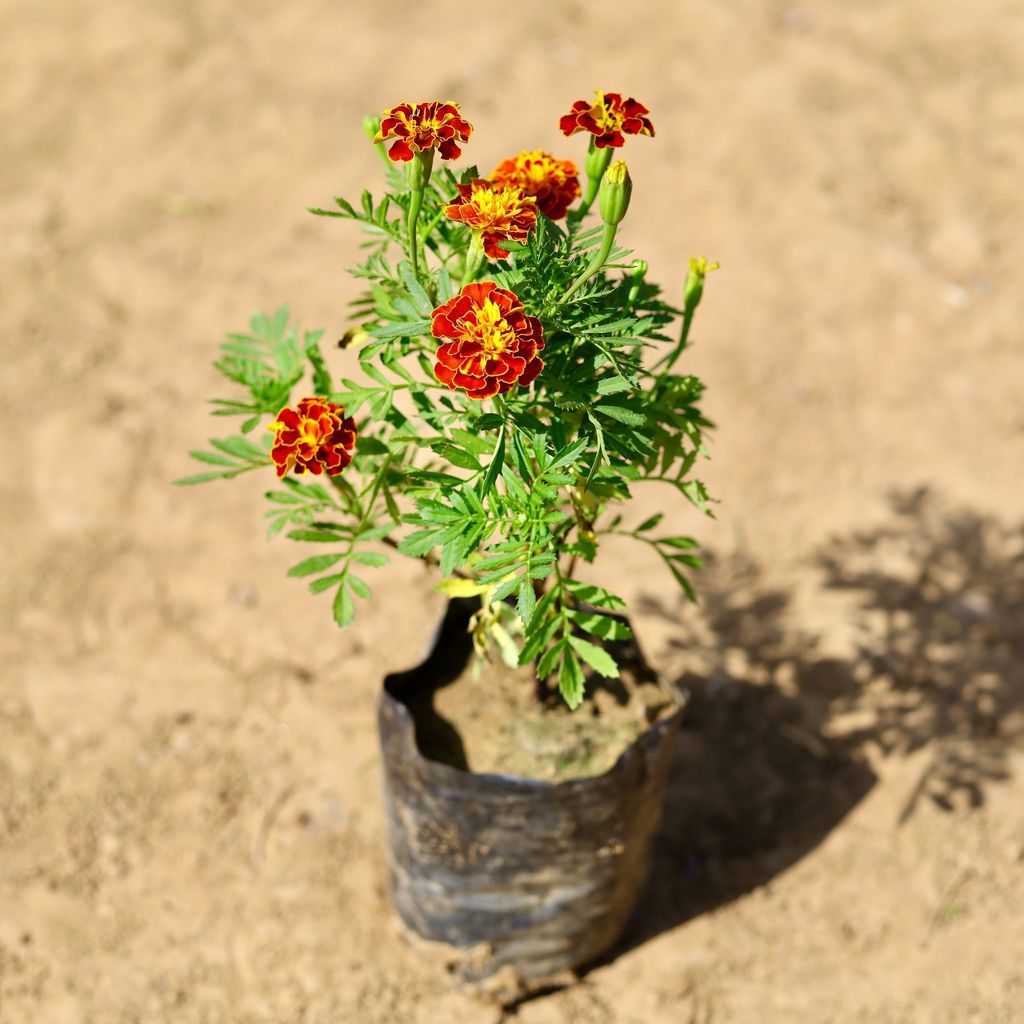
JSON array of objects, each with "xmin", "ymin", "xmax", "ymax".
[
  {"xmin": 399, "ymin": 263, "xmax": 432, "ymax": 316},
  {"xmin": 558, "ymin": 651, "xmax": 586, "ymax": 710},
  {"xmin": 333, "ymin": 581, "xmax": 355, "ymax": 627},
  {"xmin": 288, "ymin": 553, "xmax": 344, "ymax": 577},
  {"xmin": 175, "ymin": 470, "xmax": 239, "ymax": 486},
  {"xmin": 636, "ymin": 514, "xmax": 664, "ymax": 533},
  {"xmin": 356, "ymin": 436, "xmax": 389, "ymax": 455},
  {"xmin": 473, "ymin": 414, "xmax": 504, "ymax": 431},
  {"xmin": 564, "ymin": 580, "xmax": 627, "ymax": 611},
  {"xmin": 352, "ymin": 551, "xmax": 389, "ymax": 567},
  {"xmin": 309, "ymin": 573, "xmax": 345, "ymax": 594},
  {"xmin": 477, "ymin": 427, "xmax": 505, "ymax": 499},
  {"xmin": 431, "ymin": 442, "xmax": 481, "ymax": 472},
  {"xmin": 397, "ymin": 529, "xmax": 439, "ymax": 558},
  {"xmin": 210, "ymin": 436, "xmax": 268, "ymax": 461},
  {"xmin": 516, "ymin": 577, "xmax": 537, "ymax": 625},
  {"xmin": 288, "ymin": 529, "xmax": 347, "ymax": 543},
  {"xmin": 371, "ymin": 319, "xmax": 431, "ymax": 340},
  {"xmin": 188, "ymin": 450, "xmax": 236, "ymax": 467},
  {"xmin": 568, "ymin": 611, "xmax": 633, "ymax": 642},
  {"xmin": 596, "ymin": 404, "xmax": 646, "ymax": 427},
  {"xmin": 537, "ymin": 637, "xmax": 566, "ymax": 678},
  {"xmin": 547, "ymin": 437, "xmax": 590, "ymax": 473},
  {"xmin": 596, "ymin": 376, "xmax": 634, "ymax": 396},
  {"xmin": 568, "ymin": 635, "xmax": 619, "ymax": 679},
  {"xmin": 660, "ymin": 535, "xmax": 700, "ymax": 549}
]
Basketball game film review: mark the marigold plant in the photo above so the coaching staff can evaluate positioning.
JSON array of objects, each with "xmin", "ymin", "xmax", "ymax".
[{"xmin": 182, "ymin": 92, "xmax": 717, "ymax": 708}]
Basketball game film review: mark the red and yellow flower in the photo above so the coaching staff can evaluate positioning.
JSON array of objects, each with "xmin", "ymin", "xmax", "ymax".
[
  {"xmin": 443, "ymin": 179, "xmax": 538, "ymax": 259},
  {"xmin": 490, "ymin": 150, "xmax": 580, "ymax": 221},
  {"xmin": 431, "ymin": 282, "xmax": 544, "ymax": 400},
  {"xmin": 559, "ymin": 91, "xmax": 654, "ymax": 149},
  {"xmin": 269, "ymin": 397, "xmax": 357, "ymax": 478},
  {"xmin": 373, "ymin": 101, "xmax": 473, "ymax": 162}
]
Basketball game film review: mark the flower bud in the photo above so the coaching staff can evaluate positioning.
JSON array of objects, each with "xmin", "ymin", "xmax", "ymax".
[
  {"xmin": 598, "ymin": 160, "xmax": 632, "ymax": 226},
  {"xmin": 683, "ymin": 255, "xmax": 720, "ymax": 315}
]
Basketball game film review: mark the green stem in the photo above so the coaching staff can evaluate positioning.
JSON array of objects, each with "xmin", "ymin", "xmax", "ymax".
[
  {"xmin": 576, "ymin": 140, "xmax": 612, "ymax": 220},
  {"xmin": 653, "ymin": 307, "xmax": 695, "ymax": 373},
  {"xmin": 407, "ymin": 187, "xmax": 424, "ymax": 279},
  {"xmin": 562, "ymin": 221, "xmax": 617, "ymax": 301}
]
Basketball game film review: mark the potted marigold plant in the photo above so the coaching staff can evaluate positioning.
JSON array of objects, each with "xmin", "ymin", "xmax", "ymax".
[{"xmin": 182, "ymin": 91, "xmax": 717, "ymax": 996}]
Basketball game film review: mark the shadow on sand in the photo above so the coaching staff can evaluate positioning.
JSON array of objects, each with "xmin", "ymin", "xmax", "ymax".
[{"xmin": 605, "ymin": 486, "xmax": 1023, "ymax": 958}]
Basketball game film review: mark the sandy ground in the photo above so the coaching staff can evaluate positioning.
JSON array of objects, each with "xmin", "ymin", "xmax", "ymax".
[{"xmin": 2, "ymin": 0, "xmax": 1024, "ymax": 1021}]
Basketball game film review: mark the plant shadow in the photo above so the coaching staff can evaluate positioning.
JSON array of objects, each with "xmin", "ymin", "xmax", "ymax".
[{"xmin": 603, "ymin": 486, "xmax": 1024, "ymax": 957}]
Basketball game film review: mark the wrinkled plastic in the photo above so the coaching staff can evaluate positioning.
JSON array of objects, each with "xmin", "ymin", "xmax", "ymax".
[{"xmin": 379, "ymin": 600, "xmax": 684, "ymax": 995}]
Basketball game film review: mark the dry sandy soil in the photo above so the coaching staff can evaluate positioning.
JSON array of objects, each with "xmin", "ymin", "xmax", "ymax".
[{"xmin": 3, "ymin": 0, "xmax": 1024, "ymax": 1021}]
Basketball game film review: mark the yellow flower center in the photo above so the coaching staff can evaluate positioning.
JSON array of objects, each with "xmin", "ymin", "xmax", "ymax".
[
  {"xmin": 517, "ymin": 151, "xmax": 551, "ymax": 184},
  {"xmin": 297, "ymin": 415, "xmax": 328, "ymax": 446},
  {"xmin": 470, "ymin": 182, "xmax": 528, "ymax": 223},
  {"xmin": 463, "ymin": 299, "xmax": 514, "ymax": 362},
  {"xmin": 590, "ymin": 91, "xmax": 624, "ymax": 132}
]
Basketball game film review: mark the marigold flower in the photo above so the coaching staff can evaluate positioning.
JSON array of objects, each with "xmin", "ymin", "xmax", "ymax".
[
  {"xmin": 269, "ymin": 397, "xmax": 357, "ymax": 478},
  {"xmin": 490, "ymin": 150, "xmax": 580, "ymax": 221},
  {"xmin": 373, "ymin": 101, "xmax": 473, "ymax": 162},
  {"xmin": 431, "ymin": 282, "xmax": 544, "ymax": 400},
  {"xmin": 443, "ymin": 179, "xmax": 538, "ymax": 259},
  {"xmin": 559, "ymin": 91, "xmax": 654, "ymax": 149}
]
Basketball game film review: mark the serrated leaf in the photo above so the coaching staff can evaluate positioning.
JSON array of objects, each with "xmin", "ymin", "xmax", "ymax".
[
  {"xmin": 547, "ymin": 437, "xmax": 590, "ymax": 472},
  {"xmin": 596, "ymin": 377, "xmax": 634, "ymax": 396},
  {"xmin": 537, "ymin": 637, "xmax": 566, "ymax": 678},
  {"xmin": 558, "ymin": 651, "xmax": 586, "ymax": 709},
  {"xmin": 596, "ymin": 404, "xmax": 646, "ymax": 426},
  {"xmin": 567, "ymin": 611, "xmax": 633, "ymax": 641},
  {"xmin": 568, "ymin": 635, "xmax": 619, "ymax": 679},
  {"xmin": 564, "ymin": 580, "xmax": 627, "ymax": 610},
  {"xmin": 516, "ymin": 577, "xmax": 537, "ymax": 625}
]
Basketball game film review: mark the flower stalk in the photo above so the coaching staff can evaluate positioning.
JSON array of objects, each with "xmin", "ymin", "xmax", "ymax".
[
  {"xmin": 655, "ymin": 256, "xmax": 720, "ymax": 373},
  {"xmin": 405, "ymin": 150, "xmax": 434, "ymax": 279},
  {"xmin": 577, "ymin": 139, "xmax": 613, "ymax": 218},
  {"xmin": 563, "ymin": 160, "xmax": 632, "ymax": 299}
]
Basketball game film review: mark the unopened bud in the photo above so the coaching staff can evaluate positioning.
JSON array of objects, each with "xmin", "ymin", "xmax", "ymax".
[
  {"xmin": 683, "ymin": 255, "xmax": 720, "ymax": 315},
  {"xmin": 599, "ymin": 160, "xmax": 632, "ymax": 226}
]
